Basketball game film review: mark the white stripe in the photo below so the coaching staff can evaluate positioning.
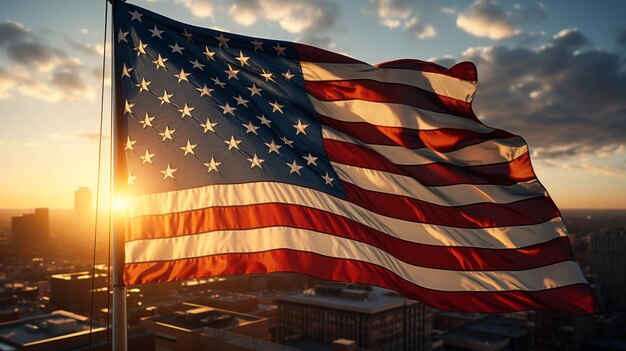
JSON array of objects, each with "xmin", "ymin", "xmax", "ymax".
[
  {"xmin": 127, "ymin": 182, "xmax": 565, "ymax": 249},
  {"xmin": 125, "ymin": 226, "xmax": 585, "ymax": 292},
  {"xmin": 301, "ymin": 62, "xmax": 477, "ymax": 102},
  {"xmin": 332, "ymin": 163, "xmax": 546, "ymax": 206},
  {"xmin": 323, "ymin": 127, "xmax": 527, "ymax": 166},
  {"xmin": 310, "ymin": 96, "xmax": 492, "ymax": 132}
]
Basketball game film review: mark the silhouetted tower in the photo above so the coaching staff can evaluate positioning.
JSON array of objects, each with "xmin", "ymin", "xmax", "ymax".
[{"xmin": 11, "ymin": 208, "xmax": 49, "ymax": 257}]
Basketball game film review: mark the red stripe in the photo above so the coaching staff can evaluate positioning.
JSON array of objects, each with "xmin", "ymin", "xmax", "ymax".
[
  {"xmin": 306, "ymin": 79, "xmax": 476, "ymax": 120},
  {"xmin": 295, "ymin": 43, "xmax": 364, "ymax": 64},
  {"xmin": 342, "ymin": 181, "xmax": 560, "ymax": 228},
  {"xmin": 375, "ymin": 59, "xmax": 478, "ymax": 82},
  {"xmin": 319, "ymin": 114, "xmax": 514, "ymax": 151},
  {"xmin": 324, "ymin": 139, "xmax": 535, "ymax": 186},
  {"xmin": 124, "ymin": 251, "xmax": 598, "ymax": 315},
  {"xmin": 127, "ymin": 204, "xmax": 573, "ymax": 271}
]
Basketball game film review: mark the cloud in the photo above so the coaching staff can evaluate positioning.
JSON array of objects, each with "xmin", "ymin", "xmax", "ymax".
[
  {"xmin": 175, "ymin": 0, "xmax": 215, "ymax": 19},
  {"xmin": 0, "ymin": 21, "xmax": 30, "ymax": 45},
  {"xmin": 616, "ymin": 29, "xmax": 626, "ymax": 47},
  {"xmin": 366, "ymin": 0, "xmax": 437, "ymax": 40},
  {"xmin": 457, "ymin": 0, "xmax": 518, "ymax": 40},
  {"xmin": 509, "ymin": 3, "xmax": 548, "ymax": 24},
  {"xmin": 460, "ymin": 28, "xmax": 626, "ymax": 163},
  {"xmin": 228, "ymin": 0, "xmax": 339, "ymax": 35}
]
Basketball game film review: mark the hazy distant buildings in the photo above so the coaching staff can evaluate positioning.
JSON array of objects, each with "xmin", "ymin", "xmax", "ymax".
[
  {"xmin": 589, "ymin": 228, "xmax": 626, "ymax": 310},
  {"xmin": 10, "ymin": 208, "xmax": 49, "ymax": 258},
  {"xmin": 276, "ymin": 284, "xmax": 432, "ymax": 350}
]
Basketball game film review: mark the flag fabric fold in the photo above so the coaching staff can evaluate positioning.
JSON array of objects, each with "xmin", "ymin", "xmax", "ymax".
[{"xmin": 113, "ymin": 2, "xmax": 597, "ymax": 315}]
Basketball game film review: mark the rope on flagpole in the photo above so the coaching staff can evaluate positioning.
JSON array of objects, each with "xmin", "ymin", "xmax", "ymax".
[{"xmin": 88, "ymin": 0, "xmax": 110, "ymax": 350}]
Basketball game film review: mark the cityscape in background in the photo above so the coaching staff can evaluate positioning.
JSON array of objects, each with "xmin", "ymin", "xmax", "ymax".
[{"xmin": 0, "ymin": 188, "xmax": 625, "ymax": 351}]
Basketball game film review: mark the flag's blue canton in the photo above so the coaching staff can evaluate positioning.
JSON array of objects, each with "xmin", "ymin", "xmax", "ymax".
[{"xmin": 115, "ymin": 2, "xmax": 344, "ymax": 199}]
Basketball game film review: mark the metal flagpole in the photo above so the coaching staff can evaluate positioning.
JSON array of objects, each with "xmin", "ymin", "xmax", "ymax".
[{"xmin": 110, "ymin": 0, "xmax": 128, "ymax": 350}]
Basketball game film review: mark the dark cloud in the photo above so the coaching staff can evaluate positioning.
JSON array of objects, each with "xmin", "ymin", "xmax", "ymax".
[
  {"xmin": 462, "ymin": 29, "xmax": 626, "ymax": 160},
  {"xmin": 616, "ymin": 28, "xmax": 626, "ymax": 47},
  {"xmin": 6, "ymin": 41, "xmax": 67, "ymax": 70},
  {"xmin": 0, "ymin": 21, "xmax": 29, "ymax": 45}
]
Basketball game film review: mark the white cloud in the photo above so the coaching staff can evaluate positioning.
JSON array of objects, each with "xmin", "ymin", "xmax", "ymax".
[
  {"xmin": 405, "ymin": 17, "xmax": 436, "ymax": 39},
  {"xmin": 175, "ymin": 0, "xmax": 215, "ymax": 19},
  {"xmin": 228, "ymin": 0, "xmax": 338, "ymax": 34},
  {"xmin": 456, "ymin": 0, "xmax": 518, "ymax": 40},
  {"xmin": 366, "ymin": 0, "xmax": 437, "ymax": 40}
]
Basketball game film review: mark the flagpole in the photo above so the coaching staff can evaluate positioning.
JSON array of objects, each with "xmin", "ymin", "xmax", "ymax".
[{"xmin": 110, "ymin": 0, "xmax": 128, "ymax": 350}]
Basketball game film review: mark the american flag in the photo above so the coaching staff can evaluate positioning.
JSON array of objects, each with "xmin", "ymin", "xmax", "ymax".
[{"xmin": 114, "ymin": 2, "xmax": 597, "ymax": 315}]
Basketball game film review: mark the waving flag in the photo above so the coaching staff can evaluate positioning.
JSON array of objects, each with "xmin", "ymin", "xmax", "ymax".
[{"xmin": 113, "ymin": 2, "xmax": 597, "ymax": 315}]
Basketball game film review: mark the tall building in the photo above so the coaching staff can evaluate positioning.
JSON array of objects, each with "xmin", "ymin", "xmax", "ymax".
[
  {"xmin": 276, "ymin": 284, "xmax": 432, "ymax": 350},
  {"xmin": 589, "ymin": 228, "xmax": 626, "ymax": 310},
  {"xmin": 73, "ymin": 187, "xmax": 92, "ymax": 221},
  {"xmin": 11, "ymin": 208, "xmax": 49, "ymax": 257}
]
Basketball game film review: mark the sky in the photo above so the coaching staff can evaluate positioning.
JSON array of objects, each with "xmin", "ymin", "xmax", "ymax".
[{"xmin": 0, "ymin": 0, "xmax": 625, "ymax": 209}]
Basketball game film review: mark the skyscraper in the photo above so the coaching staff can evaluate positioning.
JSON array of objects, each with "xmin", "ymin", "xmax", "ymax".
[
  {"xmin": 73, "ymin": 187, "xmax": 92, "ymax": 221},
  {"xmin": 10, "ymin": 208, "xmax": 49, "ymax": 257}
]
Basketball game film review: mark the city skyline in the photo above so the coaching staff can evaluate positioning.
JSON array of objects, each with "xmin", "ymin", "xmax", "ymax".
[{"xmin": 1, "ymin": 0, "xmax": 626, "ymax": 210}]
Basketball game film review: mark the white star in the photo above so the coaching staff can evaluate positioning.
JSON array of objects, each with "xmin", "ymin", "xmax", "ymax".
[
  {"xmin": 302, "ymin": 153, "xmax": 318, "ymax": 166},
  {"xmin": 265, "ymin": 140, "xmax": 282, "ymax": 154},
  {"xmin": 286, "ymin": 160, "xmax": 303, "ymax": 175},
  {"xmin": 136, "ymin": 78, "xmax": 151, "ymax": 92},
  {"xmin": 127, "ymin": 172, "xmax": 137, "ymax": 186},
  {"xmin": 273, "ymin": 42, "xmax": 286, "ymax": 56},
  {"xmin": 140, "ymin": 113, "xmax": 155, "ymax": 129},
  {"xmin": 178, "ymin": 103, "xmax": 194, "ymax": 118},
  {"xmin": 322, "ymin": 172, "xmax": 334, "ymax": 186},
  {"xmin": 283, "ymin": 70, "xmax": 295, "ymax": 80},
  {"xmin": 215, "ymin": 33, "xmax": 230, "ymax": 47},
  {"xmin": 140, "ymin": 149, "xmax": 155, "ymax": 164},
  {"xmin": 220, "ymin": 102, "xmax": 236, "ymax": 116},
  {"xmin": 121, "ymin": 63, "xmax": 133, "ymax": 78},
  {"xmin": 152, "ymin": 54, "xmax": 168, "ymax": 69},
  {"xmin": 242, "ymin": 121, "xmax": 259, "ymax": 134},
  {"xmin": 174, "ymin": 68, "xmax": 190, "ymax": 83},
  {"xmin": 125, "ymin": 136, "xmax": 137, "ymax": 150},
  {"xmin": 182, "ymin": 28, "xmax": 193, "ymax": 42},
  {"xmin": 169, "ymin": 42, "xmax": 185, "ymax": 54},
  {"xmin": 200, "ymin": 118, "xmax": 218, "ymax": 133},
  {"xmin": 224, "ymin": 64, "xmax": 240, "ymax": 80},
  {"xmin": 248, "ymin": 153, "xmax": 265, "ymax": 169},
  {"xmin": 133, "ymin": 40, "xmax": 148, "ymax": 56},
  {"xmin": 257, "ymin": 114, "xmax": 272, "ymax": 127},
  {"xmin": 250, "ymin": 40, "xmax": 264, "ymax": 51},
  {"xmin": 204, "ymin": 157, "xmax": 221, "ymax": 173},
  {"xmin": 180, "ymin": 139, "xmax": 197, "ymax": 156},
  {"xmin": 203, "ymin": 46, "xmax": 216, "ymax": 61},
  {"xmin": 159, "ymin": 126, "xmax": 176, "ymax": 141},
  {"xmin": 234, "ymin": 95, "xmax": 249, "ymax": 107},
  {"xmin": 124, "ymin": 99, "xmax": 135, "ymax": 115},
  {"xmin": 247, "ymin": 83, "xmax": 262, "ymax": 97},
  {"xmin": 197, "ymin": 84, "xmax": 214, "ymax": 97},
  {"xmin": 161, "ymin": 164, "xmax": 177, "ymax": 179},
  {"xmin": 280, "ymin": 136, "xmax": 294, "ymax": 148},
  {"xmin": 149, "ymin": 25, "xmax": 164, "ymax": 39},
  {"xmin": 158, "ymin": 90, "xmax": 173, "ymax": 105},
  {"xmin": 293, "ymin": 119, "xmax": 309, "ymax": 135},
  {"xmin": 129, "ymin": 10, "xmax": 143, "ymax": 22},
  {"xmin": 224, "ymin": 135, "xmax": 242, "ymax": 150},
  {"xmin": 117, "ymin": 29, "xmax": 129, "ymax": 43},
  {"xmin": 235, "ymin": 51, "xmax": 250, "ymax": 66},
  {"xmin": 190, "ymin": 59, "xmax": 205, "ymax": 70},
  {"xmin": 269, "ymin": 100, "xmax": 284, "ymax": 114},
  {"xmin": 211, "ymin": 76, "xmax": 226, "ymax": 88},
  {"xmin": 260, "ymin": 69, "xmax": 274, "ymax": 82}
]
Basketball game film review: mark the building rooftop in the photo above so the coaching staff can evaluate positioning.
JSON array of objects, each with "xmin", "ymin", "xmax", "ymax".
[
  {"xmin": 443, "ymin": 329, "xmax": 510, "ymax": 351},
  {"xmin": 464, "ymin": 319, "xmax": 526, "ymax": 339},
  {"xmin": 145, "ymin": 304, "xmax": 264, "ymax": 331},
  {"xmin": 276, "ymin": 285, "xmax": 417, "ymax": 314},
  {"xmin": 0, "ymin": 310, "xmax": 104, "ymax": 347}
]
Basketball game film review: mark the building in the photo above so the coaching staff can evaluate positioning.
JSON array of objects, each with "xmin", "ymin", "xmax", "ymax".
[
  {"xmin": 0, "ymin": 309, "xmax": 153, "ymax": 351},
  {"xmin": 49, "ymin": 271, "xmax": 107, "ymax": 313},
  {"xmin": 10, "ymin": 208, "xmax": 49, "ymax": 258},
  {"xmin": 73, "ymin": 187, "xmax": 92, "ymax": 222},
  {"xmin": 276, "ymin": 284, "xmax": 432, "ymax": 351},
  {"xmin": 140, "ymin": 302, "xmax": 271, "ymax": 351},
  {"xmin": 589, "ymin": 228, "xmax": 626, "ymax": 310},
  {"xmin": 529, "ymin": 311, "xmax": 595, "ymax": 351}
]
